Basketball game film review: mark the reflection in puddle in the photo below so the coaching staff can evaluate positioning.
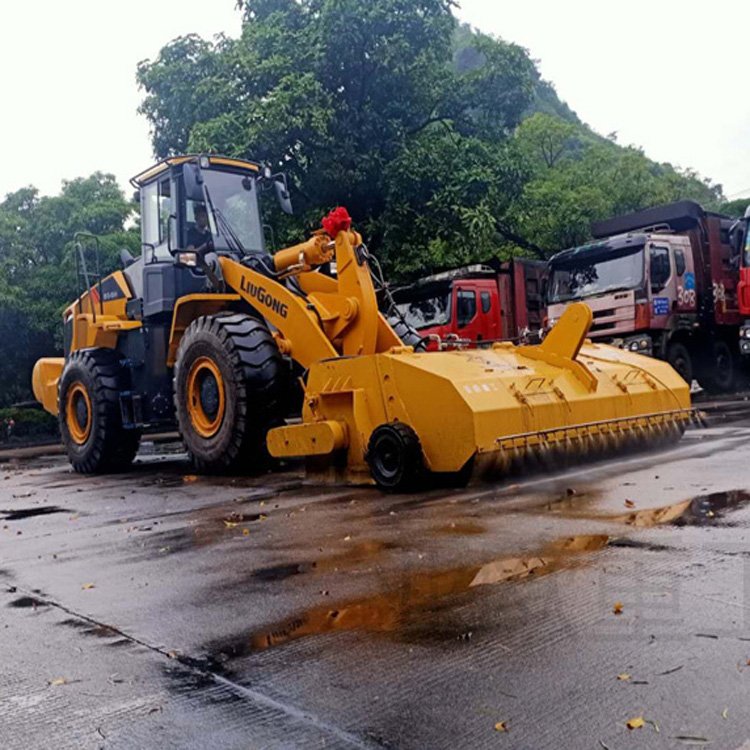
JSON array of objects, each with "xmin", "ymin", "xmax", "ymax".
[
  {"xmin": 540, "ymin": 489, "xmax": 750, "ymax": 528},
  {"xmin": 211, "ymin": 534, "xmax": 608, "ymax": 656},
  {"xmin": 670, "ymin": 490, "xmax": 750, "ymax": 526}
]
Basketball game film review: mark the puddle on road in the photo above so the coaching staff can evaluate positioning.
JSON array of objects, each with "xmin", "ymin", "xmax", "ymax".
[
  {"xmin": 537, "ymin": 489, "xmax": 750, "ymax": 528},
  {"xmin": 431, "ymin": 521, "xmax": 486, "ymax": 536},
  {"xmin": 0, "ymin": 506, "xmax": 68, "ymax": 521},
  {"xmin": 207, "ymin": 534, "xmax": 609, "ymax": 658},
  {"xmin": 670, "ymin": 490, "xmax": 750, "ymax": 526},
  {"xmin": 252, "ymin": 540, "xmax": 392, "ymax": 582}
]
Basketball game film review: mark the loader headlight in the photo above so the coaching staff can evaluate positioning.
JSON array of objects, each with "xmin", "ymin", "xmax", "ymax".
[{"xmin": 176, "ymin": 252, "xmax": 198, "ymax": 267}]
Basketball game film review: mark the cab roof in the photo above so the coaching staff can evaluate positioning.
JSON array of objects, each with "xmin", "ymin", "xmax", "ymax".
[{"xmin": 130, "ymin": 154, "xmax": 262, "ymax": 188}]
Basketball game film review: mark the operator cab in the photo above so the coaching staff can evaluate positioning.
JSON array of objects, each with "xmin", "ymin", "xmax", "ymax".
[{"xmin": 126, "ymin": 155, "xmax": 292, "ymax": 319}]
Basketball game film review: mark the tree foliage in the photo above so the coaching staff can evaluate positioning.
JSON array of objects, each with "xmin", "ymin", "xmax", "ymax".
[
  {"xmin": 0, "ymin": 174, "xmax": 138, "ymax": 406},
  {"xmin": 137, "ymin": 3, "xmax": 724, "ymax": 272}
]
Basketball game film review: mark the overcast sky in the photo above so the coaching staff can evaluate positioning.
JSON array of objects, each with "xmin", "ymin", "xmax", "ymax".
[{"xmin": 1, "ymin": 0, "xmax": 748, "ymax": 201}]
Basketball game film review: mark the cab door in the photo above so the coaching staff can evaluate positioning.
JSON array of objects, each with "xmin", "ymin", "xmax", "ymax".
[{"xmin": 455, "ymin": 285, "xmax": 480, "ymax": 341}]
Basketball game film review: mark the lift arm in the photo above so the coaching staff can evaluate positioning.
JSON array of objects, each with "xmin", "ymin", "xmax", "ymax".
[{"xmin": 219, "ymin": 209, "xmax": 401, "ymax": 369}]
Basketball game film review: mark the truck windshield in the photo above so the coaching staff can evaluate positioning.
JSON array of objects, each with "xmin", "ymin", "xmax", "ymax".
[
  {"xmin": 395, "ymin": 291, "xmax": 452, "ymax": 330},
  {"xmin": 202, "ymin": 170, "xmax": 265, "ymax": 255},
  {"xmin": 548, "ymin": 245, "xmax": 644, "ymax": 303}
]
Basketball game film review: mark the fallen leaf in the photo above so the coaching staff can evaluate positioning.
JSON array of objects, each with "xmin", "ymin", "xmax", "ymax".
[
  {"xmin": 223, "ymin": 520, "xmax": 239, "ymax": 528},
  {"xmin": 81, "ymin": 583, "xmax": 95, "ymax": 590},
  {"xmin": 494, "ymin": 721, "xmax": 508, "ymax": 732},
  {"xmin": 182, "ymin": 475, "xmax": 198, "ymax": 483},
  {"xmin": 706, "ymin": 510, "xmax": 715, "ymax": 518},
  {"xmin": 624, "ymin": 499, "xmax": 636, "ymax": 508},
  {"xmin": 617, "ymin": 673, "xmax": 630, "ymax": 681},
  {"xmin": 242, "ymin": 528, "xmax": 250, "ymax": 536},
  {"xmin": 627, "ymin": 717, "xmax": 645, "ymax": 730},
  {"xmin": 167, "ymin": 650, "xmax": 178, "ymax": 659},
  {"xmin": 49, "ymin": 678, "xmax": 68, "ymax": 686},
  {"xmin": 344, "ymin": 535, "xmax": 352, "ymax": 541},
  {"xmin": 722, "ymin": 708, "xmax": 728, "ymax": 719},
  {"xmin": 613, "ymin": 602, "xmax": 624, "ymax": 615}
]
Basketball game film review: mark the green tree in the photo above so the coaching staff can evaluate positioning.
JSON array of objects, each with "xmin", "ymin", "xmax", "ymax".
[
  {"xmin": 137, "ymin": 1, "xmax": 724, "ymax": 272},
  {"xmin": 0, "ymin": 174, "xmax": 138, "ymax": 406},
  {"xmin": 137, "ymin": 0, "xmax": 537, "ymax": 268}
]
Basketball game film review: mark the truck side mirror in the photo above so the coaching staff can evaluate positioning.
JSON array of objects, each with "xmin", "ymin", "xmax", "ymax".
[
  {"xmin": 183, "ymin": 163, "xmax": 205, "ymax": 203},
  {"xmin": 274, "ymin": 176, "xmax": 293, "ymax": 215}
]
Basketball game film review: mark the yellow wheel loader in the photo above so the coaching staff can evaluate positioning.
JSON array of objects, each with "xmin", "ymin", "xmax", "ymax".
[{"xmin": 33, "ymin": 155, "xmax": 693, "ymax": 490}]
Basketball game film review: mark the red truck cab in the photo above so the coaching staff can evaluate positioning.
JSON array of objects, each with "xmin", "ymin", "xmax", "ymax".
[{"xmin": 391, "ymin": 260, "xmax": 546, "ymax": 347}]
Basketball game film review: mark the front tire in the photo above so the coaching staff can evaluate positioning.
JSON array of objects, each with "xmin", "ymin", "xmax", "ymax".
[
  {"xmin": 58, "ymin": 349, "xmax": 140, "ymax": 473},
  {"xmin": 173, "ymin": 313, "xmax": 288, "ymax": 473},
  {"xmin": 666, "ymin": 342, "xmax": 693, "ymax": 385},
  {"xmin": 367, "ymin": 422, "xmax": 425, "ymax": 492}
]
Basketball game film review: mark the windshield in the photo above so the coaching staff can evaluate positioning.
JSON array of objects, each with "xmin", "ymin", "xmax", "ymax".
[
  {"xmin": 548, "ymin": 245, "xmax": 645, "ymax": 303},
  {"xmin": 395, "ymin": 291, "xmax": 452, "ymax": 330},
  {"xmin": 201, "ymin": 170, "xmax": 265, "ymax": 254}
]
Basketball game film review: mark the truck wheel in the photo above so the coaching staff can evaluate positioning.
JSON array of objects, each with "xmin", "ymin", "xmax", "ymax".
[
  {"xmin": 367, "ymin": 422, "xmax": 425, "ymax": 492},
  {"xmin": 58, "ymin": 349, "xmax": 140, "ymax": 473},
  {"xmin": 700, "ymin": 340, "xmax": 741, "ymax": 394},
  {"xmin": 174, "ymin": 313, "xmax": 288, "ymax": 473},
  {"xmin": 666, "ymin": 342, "xmax": 693, "ymax": 385},
  {"xmin": 387, "ymin": 317, "xmax": 427, "ymax": 352}
]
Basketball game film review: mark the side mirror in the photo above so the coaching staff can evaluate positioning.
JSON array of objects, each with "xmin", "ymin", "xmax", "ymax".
[
  {"xmin": 274, "ymin": 176, "xmax": 293, "ymax": 215},
  {"xmin": 183, "ymin": 163, "xmax": 205, "ymax": 202}
]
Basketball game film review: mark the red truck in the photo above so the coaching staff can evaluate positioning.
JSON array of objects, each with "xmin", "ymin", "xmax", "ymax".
[
  {"xmin": 731, "ymin": 205, "xmax": 750, "ymax": 352},
  {"xmin": 391, "ymin": 259, "xmax": 546, "ymax": 347},
  {"xmin": 547, "ymin": 201, "xmax": 745, "ymax": 392}
]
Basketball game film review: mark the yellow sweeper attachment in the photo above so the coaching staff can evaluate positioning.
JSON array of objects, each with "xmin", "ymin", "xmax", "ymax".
[{"xmin": 261, "ymin": 223, "xmax": 693, "ymax": 490}]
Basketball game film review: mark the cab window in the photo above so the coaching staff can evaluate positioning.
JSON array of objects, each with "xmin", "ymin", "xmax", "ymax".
[
  {"xmin": 649, "ymin": 246, "xmax": 671, "ymax": 291},
  {"xmin": 141, "ymin": 178, "xmax": 175, "ymax": 260},
  {"xmin": 674, "ymin": 248, "xmax": 686, "ymax": 276},
  {"xmin": 457, "ymin": 289, "xmax": 477, "ymax": 327},
  {"xmin": 481, "ymin": 291, "xmax": 492, "ymax": 314},
  {"xmin": 141, "ymin": 182, "xmax": 159, "ymax": 249}
]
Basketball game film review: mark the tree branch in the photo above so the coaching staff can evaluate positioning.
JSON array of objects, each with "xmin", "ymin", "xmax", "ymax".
[{"xmin": 494, "ymin": 223, "xmax": 547, "ymax": 260}]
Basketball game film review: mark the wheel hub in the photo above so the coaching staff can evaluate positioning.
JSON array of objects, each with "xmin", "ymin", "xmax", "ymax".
[
  {"xmin": 66, "ymin": 382, "xmax": 92, "ymax": 445},
  {"xmin": 186, "ymin": 357, "xmax": 226, "ymax": 438}
]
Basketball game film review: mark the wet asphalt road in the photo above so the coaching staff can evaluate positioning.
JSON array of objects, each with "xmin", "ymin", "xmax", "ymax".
[{"xmin": 5, "ymin": 414, "xmax": 750, "ymax": 748}]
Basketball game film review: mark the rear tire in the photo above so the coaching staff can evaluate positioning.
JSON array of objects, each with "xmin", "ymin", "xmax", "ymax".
[
  {"xmin": 174, "ymin": 313, "xmax": 288, "ymax": 473},
  {"xmin": 698, "ymin": 339, "xmax": 742, "ymax": 394},
  {"xmin": 666, "ymin": 342, "xmax": 693, "ymax": 385},
  {"xmin": 58, "ymin": 349, "xmax": 140, "ymax": 473},
  {"xmin": 367, "ymin": 422, "xmax": 425, "ymax": 492}
]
